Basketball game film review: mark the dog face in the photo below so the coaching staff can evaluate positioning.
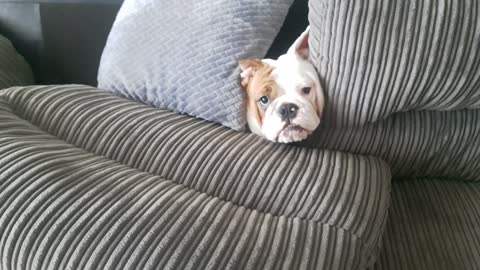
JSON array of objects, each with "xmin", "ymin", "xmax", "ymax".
[{"xmin": 239, "ymin": 27, "xmax": 324, "ymax": 143}]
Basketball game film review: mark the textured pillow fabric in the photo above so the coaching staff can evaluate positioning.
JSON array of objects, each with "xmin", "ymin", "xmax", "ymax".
[
  {"xmin": 0, "ymin": 35, "xmax": 34, "ymax": 89},
  {"xmin": 0, "ymin": 85, "xmax": 391, "ymax": 269},
  {"xmin": 98, "ymin": 0, "xmax": 295, "ymax": 131},
  {"xmin": 308, "ymin": 0, "xmax": 480, "ymax": 128}
]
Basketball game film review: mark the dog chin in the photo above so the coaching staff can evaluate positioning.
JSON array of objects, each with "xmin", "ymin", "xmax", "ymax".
[{"xmin": 276, "ymin": 124, "xmax": 311, "ymax": 143}]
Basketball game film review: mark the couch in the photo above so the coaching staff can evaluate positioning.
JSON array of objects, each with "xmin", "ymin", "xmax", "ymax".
[{"xmin": 0, "ymin": 0, "xmax": 479, "ymax": 269}]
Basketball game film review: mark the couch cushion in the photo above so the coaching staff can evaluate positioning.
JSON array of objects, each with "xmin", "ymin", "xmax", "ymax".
[
  {"xmin": 0, "ymin": 35, "xmax": 34, "ymax": 89},
  {"xmin": 308, "ymin": 0, "xmax": 480, "ymax": 128},
  {"xmin": 98, "ymin": 0, "xmax": 295, "ymax": 131},
  {"xmin": 301, "ymin": 109, "xmax": 480, "ymax": 181},
  {"xmin": 374, "ymin": 179, "xmax": 480, "ymax": 270},
  {"xmin": 0, "ymin": 85, "xmax": 391, "ymax": 270}
]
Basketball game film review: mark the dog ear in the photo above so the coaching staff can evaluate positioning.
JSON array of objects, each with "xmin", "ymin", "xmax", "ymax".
[
  {"xmin": 314, "ymin": 84, "xmax": 325, "ymax": 118},
  {"xmin": 239, "ymin": 59, "xmax": 262, "ymax": 88},
  {"xmin": 288, "ymin": 26, "xmax": 310, "ymax": 60}
]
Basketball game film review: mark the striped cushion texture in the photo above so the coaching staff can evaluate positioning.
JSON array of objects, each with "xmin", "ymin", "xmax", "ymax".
[
  {"xmin": 0, "ymin": 85, "xmax": 391, "ymax": 270},
  {"xmin": 301, "ymin": 109, "xmax": 480, "ymax": 181},
  {"xmin": 0, "ymin": 35, "xmax": 34, "ymax": 89},
  {"xmin": 98, "ymin": 0, "xmax": 294, "ymax": 131},
  {"xmin": 309, "ymin": 0, "xmax": 480, "ymax": 128},
  {"xmin": 373, "ymin": 179, "xmax": 480, "ymax": 270}
]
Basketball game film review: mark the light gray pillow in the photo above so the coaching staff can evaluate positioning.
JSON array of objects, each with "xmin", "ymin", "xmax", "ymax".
[
  {"xmin": 98, "ymin": 0, "xmax": 294, "ymax": 130},
  {"xmin": 0, "ymin": 35, "xmax": 34, "ymax": 89},
  {"xmin": 308, "ymin": 0, "xmax": 480, "ymax": 128}
]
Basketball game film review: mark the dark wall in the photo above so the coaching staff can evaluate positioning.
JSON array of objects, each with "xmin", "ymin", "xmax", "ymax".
[
  {"xmin": 0, "ymin": 0, "xmax": 122, "ymax": 85},
  {"xmin": 267, "ymin": 0, "xmax": 309, "ymax": 59}
]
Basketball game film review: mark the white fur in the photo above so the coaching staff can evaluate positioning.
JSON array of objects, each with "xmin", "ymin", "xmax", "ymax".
[{"xmin": 245, "ymin": 27, "xmax": 324, "ymax": 143}]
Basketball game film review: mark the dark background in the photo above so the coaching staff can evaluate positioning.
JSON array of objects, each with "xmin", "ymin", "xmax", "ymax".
[{"xmin": 0, "ymin": 0, "xmax": 308, "ymax": 86}]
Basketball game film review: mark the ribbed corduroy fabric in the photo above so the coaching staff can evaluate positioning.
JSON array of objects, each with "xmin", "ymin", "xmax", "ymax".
[
  {"xmin": 0, "ymin": 35, "xmax": 34, "ymax": 89},
  {"xmin": 301, "ymin": 110, "xmax": 480, "ymax": 181},
  {"xmin": 0, "ymin": 85, "xmax": 391, "ymax": 270},
  {"xmin": 373, "ymin": 179, "xmax": 480, "ymax": 270},
  {"xmin": 309, "ymin": 0, "xmax": 480, "ymax": 128}
]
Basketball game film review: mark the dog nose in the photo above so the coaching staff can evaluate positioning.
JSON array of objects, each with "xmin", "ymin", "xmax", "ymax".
[{"xmin": 278, "ymin": 103, "xmax": 299, "ymax": 121}]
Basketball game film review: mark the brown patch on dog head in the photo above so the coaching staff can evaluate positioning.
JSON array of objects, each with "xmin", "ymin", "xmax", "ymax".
[
  {"xmin": 239, "ymin": 59, "xmax": 262, "ymax": 87},
  {"xmin": 239, "ymin": 59, "xmax": 277, "ymax": 126}
]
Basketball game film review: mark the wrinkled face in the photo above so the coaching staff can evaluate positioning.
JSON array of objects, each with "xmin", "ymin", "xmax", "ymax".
[{"xmin": 240, "ymin": 27, "xmax": 324, "ymax": 143}]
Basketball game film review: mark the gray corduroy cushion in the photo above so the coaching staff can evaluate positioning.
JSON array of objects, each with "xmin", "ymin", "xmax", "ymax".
[
  {"xmin": 301, "ymin": 109, "xmax": 480, "ymax": 181},
  {"xmin": 0, "ymin": 85, "xmax": 391, "ymax": 270},
  {"xmin": 0, "ymin": 35, "xmax": 34, "ymax": 89},
  {"xmin": 98, "ymin": 0, "xmax": 294, "ymax": 131},
  {"xmin": 309, "ymin": 0, "xmax": 480, "ymax": 128},
  {"xmin": 374, "ymin": 179, "xmax": 480, "ymax": 270}
]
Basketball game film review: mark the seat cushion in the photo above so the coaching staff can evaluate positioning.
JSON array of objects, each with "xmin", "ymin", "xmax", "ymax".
[
  {"xmin": 0, "ymin": 85, "xmax": 391, "ymax": 270},
  {"xmin": 374, "ymin": 179, "xmax": 480, "ymax": 270},
  {"xmin": 0, "ymin": 35, "xmax": 33, "ymax": 89}
]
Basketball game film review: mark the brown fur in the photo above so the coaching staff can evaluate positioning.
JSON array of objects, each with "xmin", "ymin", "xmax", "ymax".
[{"xmin": 239, "ymin": 59, "xmax": 278, "ymax": 125}]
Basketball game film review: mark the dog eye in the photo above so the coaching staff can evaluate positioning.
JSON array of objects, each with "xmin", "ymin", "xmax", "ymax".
[
  {"xmin": 258, "ymin": 96, "xmax": 269, "ymax": 107},
  {"xmin": 302, "ymin": 87, "xmax": 312, "ymax": 95}
]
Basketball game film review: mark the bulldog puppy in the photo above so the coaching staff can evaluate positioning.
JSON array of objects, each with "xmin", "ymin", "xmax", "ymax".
[{"xmin": 239, "ymin": 27, "xmax": 324, "ymax": 143}]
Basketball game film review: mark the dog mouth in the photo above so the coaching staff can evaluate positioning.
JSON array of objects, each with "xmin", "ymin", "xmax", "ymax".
[{"xmin": 277, "ymin": 124, "xmax": 310, "ymax": 143}]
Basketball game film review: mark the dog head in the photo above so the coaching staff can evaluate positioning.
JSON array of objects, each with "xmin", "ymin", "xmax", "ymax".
[{"xmin": 239, "ymin": 27, "xmax": 324, "ymax": 143}]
